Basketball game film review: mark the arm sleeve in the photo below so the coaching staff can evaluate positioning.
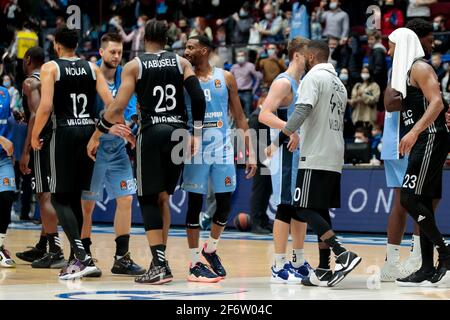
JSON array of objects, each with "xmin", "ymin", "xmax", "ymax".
[
  {"xmin": 283, "ymin": 103, "xmax": 313, "ymax": 135},
  {"xmin": 184, "ymin": 75, "xmax": 206, "ymax": 125}
]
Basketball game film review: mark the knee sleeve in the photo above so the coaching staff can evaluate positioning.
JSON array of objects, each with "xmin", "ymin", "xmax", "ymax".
[
  {"xmin": 212, "ymin": 192, "xmax": 232, "ymax": 227},
  {"xmin": 296, "ymin": 208, "xmax": 331, "ymax": 238},
  {"xmin": 138, "ymin": 194, "xmax": 163, "ymax": 231},
  {"xmin": 276, "ymin": 204, "xmax": 295, "ymax": 223},
  {"xmin": 186, "ymin": 192, "xmax": 203, "ymax": 229},
  {"xmin": 0, "ymin": 191, "xmax": 14, "ymax": 233}
]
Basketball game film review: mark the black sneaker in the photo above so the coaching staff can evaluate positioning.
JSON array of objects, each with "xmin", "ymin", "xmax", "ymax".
[
  {"xmin": 16, "ymin": 246, "xmax": 46, "ymax": 263},
  {"xmin": 396, "ymin": 269, "xmax": 434, "ymax": 287},
  {"xmin": 327, "ymin": 251, "xmax": 362, "ymax": 287},
  {"xmin": 188, "ymin": 262, "xmax": 221, "ymax": 283},
  {"xmin": 202, "ymin": 246, "xmax": 226, "ymax": 278},
  {"xmin": 302, "ymin": 268, "xmax": 333, "ymax": 287},
  {"xmin": 111, "ymin": 252, "xmax": 146, "ymax": 276},
  {"xmin": 430, "ymin": 256, "xmax": 450, "ymax": 287},
  {"xmin": 31, "ymin": 250, "xmax": 66, "ymax": 269},
  {"xmin": 165, "ymin": 260, "xmax": 172, "ymax": 277},
  {"xmin": 135, "ymin": 263, "xmax": 173, "ymax": 284},
  {"xmin": 82, "ymin": 257, "xmax": 102, "ymax": 278}
]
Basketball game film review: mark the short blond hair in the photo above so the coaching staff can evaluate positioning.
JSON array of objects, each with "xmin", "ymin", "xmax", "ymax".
[{"xmin": 288, "ymin": 37, "xmax": 310, "ymax": 60}]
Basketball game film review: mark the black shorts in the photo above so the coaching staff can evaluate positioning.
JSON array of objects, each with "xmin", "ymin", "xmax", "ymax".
[
  {"xmin": 402, "ymin": 133, "xmax": 449, "ymax": 198},
  {"xmin": 293, "ymin": 169, "xmax": 341, "ymax": 209},
  {"xmin": 136, "ymin": 124, "xmax": 185, "ymax": 196},
  {"xmin": 49, "ymin": 126, "xmax": 95, "ymax": 193},
  {"xmin": 29, "ymin": 142, "xmax": 50, "ymax": 193}
]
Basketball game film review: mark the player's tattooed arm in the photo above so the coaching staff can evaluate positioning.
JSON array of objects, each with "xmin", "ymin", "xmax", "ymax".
[{"xmin": 32, "ymin": 62, "xmax": 55, "ymax": 151}]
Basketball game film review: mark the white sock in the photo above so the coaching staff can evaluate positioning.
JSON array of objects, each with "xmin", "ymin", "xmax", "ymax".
[
  {"xmin": 411, "ymin": 235, "xmax": 421, "ymax": 257},
  {"xmin": 205, "ymin": 236, "xmax": 219, "ymax": 253},
  {"xmin": 386, "ymin": 243, "xmax": 401, "ymax": 263},
  {"xmin": 190, "ymin": 248, "xmax": 201, "ymax": 265},
  {"xmin": 0, "ymin": 233, "xmax": 5, "ymax": 247},
  {"xmin": 274, "ymin": 254, "xmax": 286, "ymax": 271},
  {"xmin": 291, "ymin": 249, "xmax": 305, "ymax": 268}
]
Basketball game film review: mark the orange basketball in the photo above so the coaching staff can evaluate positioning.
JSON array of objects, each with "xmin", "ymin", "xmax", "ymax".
[{"xmin": 234, "ymin": 213, "xmax": 252, "ymax": 232}]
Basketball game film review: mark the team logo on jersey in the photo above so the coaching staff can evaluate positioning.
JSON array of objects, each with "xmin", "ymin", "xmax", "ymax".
[
  {"xmin": 214, "ymin": 79, "xmax": 222, "ymax": 88},
  {"xmin": 120, "ymin": 180, "xmax": 127, "ymax": 190},
  {"xmin": 224, "ymin": 176, "xmax": 231, "ymax": 186},
  {"xmin": 217, "ymin": 120, "xmax": 223, "ymax": 128}
]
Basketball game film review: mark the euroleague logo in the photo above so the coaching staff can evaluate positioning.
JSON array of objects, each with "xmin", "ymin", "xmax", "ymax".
[{"xmin": 214, "ymin": 79, "xmax": 222, "ymax": 88}]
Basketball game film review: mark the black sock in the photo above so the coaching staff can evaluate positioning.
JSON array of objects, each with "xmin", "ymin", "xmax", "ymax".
[
  {"xmin": 419, "ymin": 232, "xmax": 434, "ymax": 273},
  {"xmin": 115, "ymin": 234, "xmax": 130, "ymax": 258},
  {"xmin": 82, "ymin": 238, "xmax": 92, "ymax": 255},
  {"xmin": 319, "ymin": 248, "xmax": 331, "ymax": 269},
  {"xmin": 69, "ymin": 249, "xmax": 75, "ymax": 262},
  {"xmin": 47, "ymin": 233, "xmax": 61, "ymax": 253},
  {"xmin": 36, "ymin": 235, "xmax": 47, "ymax": 251},
  {"xmin": 324, "ymin": 235, "xmax": 346, "ymax": 256},
  {"xmin": 151, "ymin": 244, "xmax": 166, "ymax": 267}
]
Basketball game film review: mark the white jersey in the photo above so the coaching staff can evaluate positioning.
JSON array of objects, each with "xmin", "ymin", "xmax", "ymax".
[{"xmin": 295, "ymin": 63, "xmax": 347, "ymax": 173}]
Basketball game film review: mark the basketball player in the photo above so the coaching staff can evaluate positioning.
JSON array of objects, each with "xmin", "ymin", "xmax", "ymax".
[
  {"xmin": 80, "ymin": 33, "xmax": 145, "ymax": 277},
  {"xmin": 0, "ymin": 84, "xmax": 16, "ymax": 268},
  {"xmin": 87, "ymin": 20, "xmax": 206, "ymax": 284},
  {"xmin": 181, "ymin": 36, "xmax": 257, "ymax": 282},
  {"xmin": 387, "ymin": 28, "xmax": 450, "ymax": 287},
  {"xmin": 15, "ymin": 47, "xmax": 65, "ymax": 269},
  {"xmin": 259, "ymin": 37, "xmax": 313, "ymax": 283},
  {"xmin": 31, "ymin": 27, "xmax": 114, "ymax": 280},
  {"xmin": 268, "ymin": 40, "xmax": 361, "ymax": 287}
]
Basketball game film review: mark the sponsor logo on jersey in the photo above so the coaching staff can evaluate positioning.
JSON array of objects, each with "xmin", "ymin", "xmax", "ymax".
[
  {"xmin": 214, "ymin": 79, "xmax": 222, "ymax": 88},
  {"xmin": 203, "ymin": 121, "xmax": 223, "ymax": 129}
]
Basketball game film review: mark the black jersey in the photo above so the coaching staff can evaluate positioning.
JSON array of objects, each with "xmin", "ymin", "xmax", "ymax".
[
  {"xmin": 52, "ymin": 58, "xmax": 97, "ymax": 127},
  {"xmin": 402, "ymin": 59, "xmax": 448, "ymax": 136},
  {"xmin": 135, "ymin": 51, "xmax": 187, "ymax": 128}
]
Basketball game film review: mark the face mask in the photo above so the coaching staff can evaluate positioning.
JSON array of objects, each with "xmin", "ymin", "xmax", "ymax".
[
  {"xmin": 361, "ymin": 73, "xmax": 370, "ymax": 81},
  {"xmin": 236, "ymin": 56, "xmax": 245, "ymax": 64},
  {"xmin": 354, "ymin": 138, "xmax": 365, "ymax": 143},
  {"xmin": 137, "ymin": 20, "xmax": 144, "ymax": 27},
  {"xmin": 265, "ymin": 13, "xmax": 273, "ymax": 20},
  {"xmin": 433, "ymin": 22, "xmax": 440, "ymax": 31},
  {"xmin": 329, "ymin": 2, "xmax": 338, "ymax": 10},
  {"xmin": 339, "ymin": 74, "xmax": 349, "ymax": 82},
  {"xmin": 2, "ymin": 81, "xmax": 10, "ymax": 88},
  {"xmin": 239, "ymin": 9, "xmax": 248, "ymax": 17},
  {"xmin": 267, "ymin": 49, "xmax": 276, "ymax": 57}
]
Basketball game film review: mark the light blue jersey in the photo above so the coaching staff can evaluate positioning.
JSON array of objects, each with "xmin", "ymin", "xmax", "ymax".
[
  {"xmin": 0, "ymin": 86, "xmax": 16, "ymax": 192},
  {"xmin": 269, "ymin": 73, "xmax": 300, "ymax": 206},
  {"xmin": 183, "ymin": 68, "xmax": 236, "ymax": 194}
]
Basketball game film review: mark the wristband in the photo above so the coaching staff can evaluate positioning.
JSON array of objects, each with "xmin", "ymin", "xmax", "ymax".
[{"xmin": 97, "ymin": 116, "xmax": 113, "ymax": 134}]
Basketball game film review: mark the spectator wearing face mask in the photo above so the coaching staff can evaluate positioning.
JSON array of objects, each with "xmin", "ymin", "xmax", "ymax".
[
  {"xmin": 431, "ymin": 52, "xmax": 446, "ymax": 83},
  {"xmin": 310, "ymin": 8, "xmax": 323, "ymax": 40},
  {"xmin": 432, "ymin": 15, "xmax": 450, "ymax": 54},
  {"xmin": 116, "ymin": 15, "xmax": 149, "ymax": 59},
  {"xmin": 231, "ymin": 50, "xmax": 262, "ymax": 118},
  {"xmin": 226, "ymin": 2, "xmax": 253, "ymax": 45},
  {"xmin": 2, "ymin": 74, "xmax": 20, "ymax": 113},
  {"xmin": 256, "ymin": 44, "xmax": 286, "ymax": 88},
  {"xmin": 349, "ymin": 67, "xmax": 380, "ymax": 130},
  {"xmin": 339, "ymin": 68, "xmax": 356, "ymax": 140},
  {"xmin": 317, "ymin": 0, "xmax": 349, "ymax": 45},
  {"xmin": 254, "ymin": 3, "xmax": 284, "ymax": 43},
  {"xmin": 354, "ymin": 127, "xmax": 370, "ymax": 144}
]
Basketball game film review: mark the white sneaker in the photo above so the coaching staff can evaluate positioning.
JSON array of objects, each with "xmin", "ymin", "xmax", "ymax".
[
  {"xmin": 270, "ymin": 265, "xmax": 302, "ymax": 284},
  {"xmin": 380, "ymin": 261, "xmax": 408, "ymax": 282},
  {"xmin": 402, "ymin": 255, "xmax": 422, "ymax": 276},
  {"xmin": 0, "ymin": 246, "xmax": 16, "ymax": 268}
]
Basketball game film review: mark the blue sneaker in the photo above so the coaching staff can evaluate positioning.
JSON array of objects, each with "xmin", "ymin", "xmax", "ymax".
[
  {"xmin": 270, "ymin": 265, "xmax": 302, "ymax": 284},
  {"xmin": 188, "ymin": 262, "xmax": 221, "ymax": 283},
  {"xmin": 202, "ymin": 245, "xmax": 226, "ymax": 277},
  {"xmin": 199, "ymin": 212, "xmax": 212, "ymax": 230},
  {"xmin": 284, "ymin": 261, "xmax": 314, "ymax": 279}
]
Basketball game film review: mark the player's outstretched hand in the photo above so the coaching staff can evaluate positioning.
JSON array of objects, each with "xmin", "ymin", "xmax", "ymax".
[
  {"xmin": 20, "ymin": 152, "xmax": 32, "ymax": 175},
  {"xmin": 109, "ymin": 123, "xmax": 132, "ymax": 138},
  {"xmin": 87, "ymin": 131, "xmax": 101, "ymax": 161},
  {"xmin": 0, "ymin": 136, "xmax": 14, "ymax": 156},
  {"xmin": 287, "ymin": 132, "xmax": 299, "ymax": 152},
  {"xmin": 399, "ymin": 130, "xmax": 418, "ymax": 156}
]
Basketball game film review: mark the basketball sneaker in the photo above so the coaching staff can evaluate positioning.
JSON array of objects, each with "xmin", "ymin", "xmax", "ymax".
[
  {"xmin": 83, "ymin": 258, "xmax": 102, "ymax": 278},
  {"xmin": 31, "ymin": 250, "xmax": 66, "ymax": 269},
  {"xmin": 430, "ymin": 255, "xmax": 450, "ymax": 287},
  {"xmin": 380, "ymin": 261, "xmax": 408, "ymax": 282},
  {"xmin": 327, "ymin": 251, "xmax": 362, "ymax": 287},
  {"xmin": 270, "ymin": 265, "xmax": 303, "ymax": 284},
  {"xmin": 199, "ymin": 211, "xmax": 212, "ymax": 230},
  {"xmin": 15, "ymin": 246, "xmax": 46, "ymax": 263},
  {"xmin": 135, "ymin": 263, "xmax": 173, "ymax": 284},
  {"xmin": 395, "ymin": 269, "xmax": 434, "ymax": 287},
  {"xmin": 0, "ymin": 246, "xmax": 15, "ymax": 268},
  {"xmin": 58, "ymin": 258, "xmax": 99, "ymax": 280},
  {"xmin": 301, "ymin": 268, "xmax": 333, "ymax": 287},
  {"xmin": 111, "ymin": 252, "xmax": 146, "ymax": 276},
  {"xmin": 188, "ymin": 262, "xmax": 221, "ymax": 283},
  {"xmin": 284, "ymin": 261, "xmax": 314, "ymax": 279},
  {"xmin": 402, "ymin": 254, "xmax": 422, "ymax": 276},
  {"xmin": 202, "ymin": 246, "xmax": 226, "ymax": 277}
]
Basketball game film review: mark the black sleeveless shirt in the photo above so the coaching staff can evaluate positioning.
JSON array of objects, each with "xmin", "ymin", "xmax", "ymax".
[
  {"xmin": 402, "ymin": 58, "xmax": 448, "ymax": 136},
  {"xmin": 135, "ymin": 51, "xmax": 187, "ymax": 129}
]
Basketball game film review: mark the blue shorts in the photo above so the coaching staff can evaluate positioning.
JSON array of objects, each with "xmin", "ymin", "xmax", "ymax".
[
  {"xmin": 384, "ymin": 157, "xmax": 408, "ymax": 188},
  {"xmin": 270, "ymin": 144, "xmax": 299, "ymax": 206},
  {"xmin": 82, "ymin": 135, "xmax": 136, "ymax": 201},
  {"xmin": 182, "ymin": 163, "xmax": 236, "ymax": 194},
  {"xmin": 0, "ymin": 157, "xmax": 16, "ymax": 192}
]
